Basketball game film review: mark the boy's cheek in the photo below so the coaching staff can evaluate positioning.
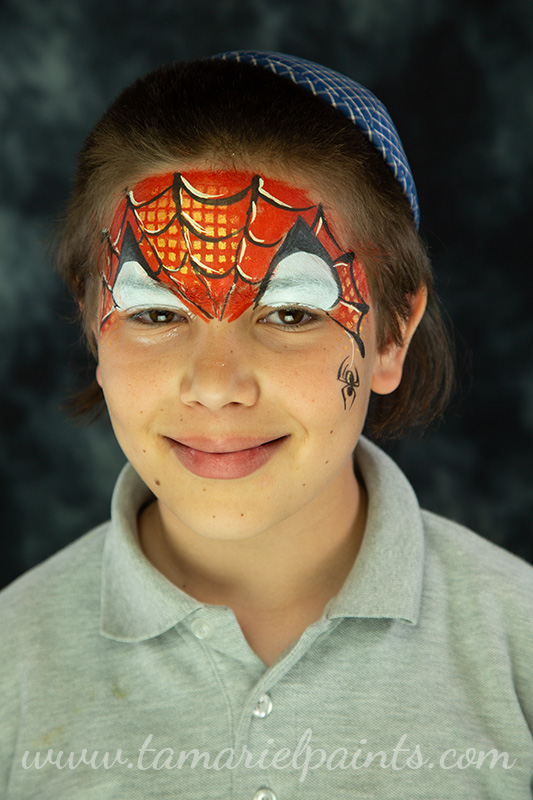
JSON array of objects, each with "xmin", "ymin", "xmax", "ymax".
[{"xmin": 94, "ymin": 310, "xmax": 376, "ymax": 422}]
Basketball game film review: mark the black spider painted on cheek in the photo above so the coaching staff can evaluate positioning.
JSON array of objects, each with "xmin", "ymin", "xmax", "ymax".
[{"xmin": 337, "ymin": 357, "xmax": 360, "ymax": 410}]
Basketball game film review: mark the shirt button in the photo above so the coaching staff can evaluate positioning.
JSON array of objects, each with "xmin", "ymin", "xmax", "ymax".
[
  {"xmin": 253, "ymin": 789, "xmax": 277, "ymax": 800},
  {"xmin": 190, "ymin": 617, "xmax": 213, "ymax": 640},
  {"xmin": 252, "ymin": 693, "xmax": 273, "ymax": 718}
]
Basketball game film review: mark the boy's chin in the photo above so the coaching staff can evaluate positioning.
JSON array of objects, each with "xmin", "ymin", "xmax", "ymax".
[{"xmin": 158, "ymin": 497, "xmax": 280, "ymax": 543}]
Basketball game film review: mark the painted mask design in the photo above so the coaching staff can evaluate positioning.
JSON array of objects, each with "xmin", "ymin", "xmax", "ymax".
[{"xmin": 101, "ymin": 171, "xmax": 369, "ymax": 355}]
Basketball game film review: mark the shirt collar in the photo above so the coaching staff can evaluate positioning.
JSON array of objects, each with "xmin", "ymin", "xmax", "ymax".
[
  {"xmin": 100, "ymin": 436, "xmax": 424, "ymax": 641},
  {"xmin": 326, "ymin": 436, "xmax": 424, "ymax": 625},
  {"xmin": 100, "ymin": 465, "xmax": 203, "ymax": 642}
]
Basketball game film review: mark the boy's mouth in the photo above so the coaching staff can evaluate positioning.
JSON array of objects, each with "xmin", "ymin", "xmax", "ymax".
[{"xmin": 165, "ymin": 435, "xmax": 288, "ymax": 480}]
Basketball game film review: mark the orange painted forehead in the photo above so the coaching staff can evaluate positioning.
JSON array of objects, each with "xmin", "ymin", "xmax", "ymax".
[{"xmin": 101, "ymin": 170, "xmax": 369, "ymax": 353}]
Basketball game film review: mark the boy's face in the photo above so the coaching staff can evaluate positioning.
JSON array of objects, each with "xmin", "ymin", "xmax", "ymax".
[{"xmin": 95, "ymin": 169, "xmax": 386, "ymax": 540}]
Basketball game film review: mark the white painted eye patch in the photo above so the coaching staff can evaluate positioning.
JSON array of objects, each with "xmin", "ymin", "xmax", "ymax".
[
  {"xmin": 112, "ymin": 260, "xmax": 189, "ymax": 313},
  {"xmin": 258, "ymin": 252, "xmax": 340, "ymax": 311},
  {"xmin": 111, "ymin": 251, "xmax": 340, "ymax": 318}
]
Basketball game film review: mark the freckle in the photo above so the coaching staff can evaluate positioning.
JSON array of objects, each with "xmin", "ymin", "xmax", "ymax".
[
  {"xmin": 329, "ymin": 430, "xmax": 333, "ymax": 434},
  {"xmin": 202, "ymin": 488, "xmax": 206, "ymax": 492},
  {"xmin": 142, "ymin": 449, "xmax": 146, "ymax": 453},
  {"xmin": 212, "ymin": 515, "xmax": 216, "ymax": 519},
  {"xmin": 155, "ymin": 479, "xmax": 161, "ymax": 486},
  {"xmin": 325, "ymin": 461, "xmax": 329, "ymax": 464},
  {"xmin": 302, "ymin": 483, "xmax": 306, "ymax": 486},
  {"xmin": 240, "ymin": 513, "xmax": 244, "ymax": 517}
]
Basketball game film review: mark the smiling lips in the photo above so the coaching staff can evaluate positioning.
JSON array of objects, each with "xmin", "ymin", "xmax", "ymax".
[{"xmin": 166, "ymin": 436, "xmax": 288, "ymax": 479}]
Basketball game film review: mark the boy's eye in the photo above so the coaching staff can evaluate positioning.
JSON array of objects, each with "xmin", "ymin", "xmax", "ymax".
[
  {"xmin": 273, "ymin": 308, "xmax": 308, "ymax": 325},
  {"xmin": 261, "ymin": 307, "xmax": 321, "ymax": 328},
  {"xmin": 148, "ymin": 309, "xmax": 179, "ymax": 324},
  {"xmin": 128, "ymin": 308, "xmax": 187, "ymax": 325}
]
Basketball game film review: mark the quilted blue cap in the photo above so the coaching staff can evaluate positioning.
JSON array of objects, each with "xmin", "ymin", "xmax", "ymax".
[{"xmin": 213, "ymin": 50, "xmax": 420, "ymax": 228}]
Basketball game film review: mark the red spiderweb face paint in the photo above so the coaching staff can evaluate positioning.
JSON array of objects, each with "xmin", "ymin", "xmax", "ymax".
[{"xmin": 101, "ymin": 171, "xmax": 370, "ymax": 354}]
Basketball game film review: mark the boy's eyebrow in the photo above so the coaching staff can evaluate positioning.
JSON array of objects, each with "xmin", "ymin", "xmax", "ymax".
[
  {"xmin": 112, "ymin": 260, "xmax": 190, "ymax": 311},
  {"xmin": 256, "ymin": 251, "xmax": 341, "ymax": 310}
]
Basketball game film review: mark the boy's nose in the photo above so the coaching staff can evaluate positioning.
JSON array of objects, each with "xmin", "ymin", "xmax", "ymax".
[{"xmin": 179, "ymin": 325, "xmax": 260, "ymax": 411}]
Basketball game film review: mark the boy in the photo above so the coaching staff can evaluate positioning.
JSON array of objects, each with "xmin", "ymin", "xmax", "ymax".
[{"xmin": 1, "ymin": 51, "xmax": 532, "ymax": 798}]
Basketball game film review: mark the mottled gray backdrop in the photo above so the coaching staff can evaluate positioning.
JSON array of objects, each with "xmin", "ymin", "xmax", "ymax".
[{"xmin": 1, "ymin": 0, "xmax": 532, "ymax": 588}]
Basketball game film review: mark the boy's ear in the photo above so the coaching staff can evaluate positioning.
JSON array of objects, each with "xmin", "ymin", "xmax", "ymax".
[{"xmin": 371, "ymin": 286, "xmax": 427, "ymax": 396}]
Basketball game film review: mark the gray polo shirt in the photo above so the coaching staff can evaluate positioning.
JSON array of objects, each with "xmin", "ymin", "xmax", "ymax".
[{"xmin": 1, "ymin": 437, "xmax": 532, "ymax": 798}]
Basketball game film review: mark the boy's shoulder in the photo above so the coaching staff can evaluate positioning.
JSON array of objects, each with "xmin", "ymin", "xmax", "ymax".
[
  {"xmin": 419, "ymin": 509, "xmax": 533, "ymax": 657},
  {"xmin": 357, "ymin": 436, "xmax": 533, "ymax": 621},
  {"xmin": 422, "ymin": 506, "xmax": 533, "ymax": 594},
  {"xmin": 0, "ymin": 522, "xmax": 109, "ymax": 635}
]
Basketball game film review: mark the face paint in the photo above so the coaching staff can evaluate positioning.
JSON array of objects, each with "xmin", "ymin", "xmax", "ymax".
[
  {"xmin": 337, "ymin": 357, "xmax": 360, "ymax": 410},
  {"xmin": 101, "ymin": 171, "xmax": 369, "ymax": 354}
]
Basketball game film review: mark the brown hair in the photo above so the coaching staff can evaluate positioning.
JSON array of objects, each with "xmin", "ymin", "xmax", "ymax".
[{"xmin": 57, "ymin": 58, "xmax": 454, "ymax": 438}]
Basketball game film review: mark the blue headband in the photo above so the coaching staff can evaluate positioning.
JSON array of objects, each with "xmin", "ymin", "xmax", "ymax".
[{"xmin": 213, "ymin": 50, "xmax": 420, "ymax": 229}]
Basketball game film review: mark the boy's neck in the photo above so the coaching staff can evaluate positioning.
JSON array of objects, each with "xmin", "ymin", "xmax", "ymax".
[{"xmin": 138, "ymin": 460, "xmax": 366, "ymax": 661}]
